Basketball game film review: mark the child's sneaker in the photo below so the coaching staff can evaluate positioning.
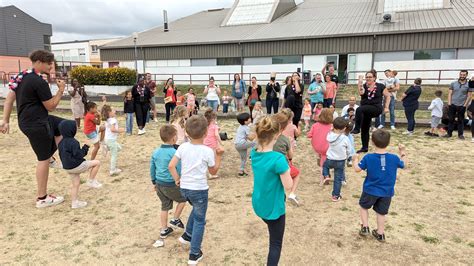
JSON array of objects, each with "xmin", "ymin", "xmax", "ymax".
[
  {"xmin": 160, "ymin": 227, "xmax": 174, "ymax": 239},
  {"xmin": 170, "ymin": 218, "xmax": 185, "ymax": 229},
  {"xmin": 49, "ymin": 157, "xmax": 62, "ymax": 169},
  {"xmin": 359, "ymin": 226, "xmax": 370, "ymax": 237},
  {"xmin": 179, "ymin": 232, "xmax": 192, "ymax": 245},
  {"xmin": 377, "ymin": 125, "xmax": 384, "ymax": 129},
  {"xmin": 331, "ymin": 195, "xmax": 341, "ymax": 202},
  {"xmin": 36, "ymin": 194, "xmax": 64, "ymax": 208},
  {"xmin": 188, "ymin": 250, "xmax": 204, "ymax": 265},
  {"xmin": 288, "ymin": 193, "xmax": 299, "ymax": 206},
  {"xmin": 71, "ymin": 200, "xmax": 87, "ymax": 209},
  {"xmin": 342, "ymin": 180, "xmax": 347, "ymax": 186},
  {"xmin": 347, "ymin": 160, "xmax": 353, "ymax": 167},
  {"xmin": 87, "ymin": 179, "xmax": 103, "ymax": 188},
  {"xmin": 424, "ymin": 131, "xmax": 433, "ymax": 136},
  {"xmin": 109, "ymin": 168, "xmax": 122, "ymax": 176},
  {"xmin": 372, "ymin": 229, "xmax": 386, "ymax": 242},
  {"xmin": 471, "ymin": 137, "xmax": 474, "ymax": 143},
  {"xmin": 391, "ymin": 126, "xmax": 396, "ymax": 130},
  {"xmin": 152, "ymin": 239, "xmax": 164, "ymax": 248}
]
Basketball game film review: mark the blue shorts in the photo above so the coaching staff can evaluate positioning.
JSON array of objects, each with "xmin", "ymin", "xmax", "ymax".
[{"xmin": 85, "ymin": 130, "xmax": 99, "ymax": 144}]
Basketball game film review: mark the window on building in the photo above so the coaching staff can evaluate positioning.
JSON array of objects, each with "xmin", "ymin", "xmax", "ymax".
[
  {"xmin": 91, "ymin": 45, "xmax": 98, "ymax": 54},
  {"xmin": 325, "ymin": 55, "xmax": 338, "ymax": 69},
  {"xmin": 225, "ymin": 0, "xmax": 276, "ymax": 26},
  {"xmin": 43, "ymin": 35, "xmax": 51, "ymax": 45},
  {"xmin": 217, "ymin": 57, "xmax": 242, "ymax": 65},
  {"xmin": 191, "ymin": 59, "xmax": 217, "ymax": 66},
  {"xmin": 414, "ymin": 49, "xmax": 456, "ymax": 60},
  {"xmin": 384, "ymin": 0, "xmax": 444, "ymax": 13},
  {"xmin": 272, "ymin": 56, "xmax": 301, "ymax": 65}
]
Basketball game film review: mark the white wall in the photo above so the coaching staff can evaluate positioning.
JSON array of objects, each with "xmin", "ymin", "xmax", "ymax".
[
  {"xmin": 51, "ymin": 42, "xmax": 90, "ymax": 63},
  {"xmin": 374, "ymin": 59, "xmax": 474, "ymax": 84},
  {"xmin": 348, "ymin": 53, "xmax": 373, "ymax": 84},
  {"xmin": 303, "ymin": 55, "xmax": 326, "ymax": 74}
]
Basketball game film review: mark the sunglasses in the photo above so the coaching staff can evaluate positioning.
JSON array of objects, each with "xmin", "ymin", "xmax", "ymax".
[{"xmin": 365, "ymin": 76, "xmax": 374, "ymax": 78}]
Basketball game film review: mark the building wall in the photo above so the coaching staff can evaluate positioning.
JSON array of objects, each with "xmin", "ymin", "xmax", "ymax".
[
  {"xmin": 52, "ymin": 42, "xmax": 90, "ymax": 64},
  {"xmin": 0, "ymin": 55, "xmax": 32, "ymax": 76},
  {"xmin": 89, "ymin": 38, "xmax": 120, "ymax": 65}
]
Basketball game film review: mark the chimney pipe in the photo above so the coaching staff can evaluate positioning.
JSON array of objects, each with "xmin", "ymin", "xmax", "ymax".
[{"xmin": 163, "ymin": 10, "xmax": 169, "ymax": 32}]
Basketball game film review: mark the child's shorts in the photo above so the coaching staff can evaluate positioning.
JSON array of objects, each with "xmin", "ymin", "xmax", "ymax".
[
  {"xmin": 303, "ymin": 116, "xmax": 311, "ymax": 121},
  {"xmin": 156, "ymin": 184, "xmax": 187, "ymax": 211},
  {"xmin": 431, "ymin": 116, "xmax": 441, "ymax": 129},
  {"xmin": 85, "ymin": 130, "xmax": 100, "ymax": 144},
  {"xmin": 66, "ymin": 161, "xmax": 92, "ymax": 175},
  {"xmin": 289, "ymin": 161, "xmax": 300, "ymax": 178},
  {"xmin": 359, "ymin": 192, "xmax": 392, "ymax": 215}
]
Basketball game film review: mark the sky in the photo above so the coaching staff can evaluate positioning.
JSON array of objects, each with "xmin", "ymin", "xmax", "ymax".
[{"xmin": 0, "ymin": 0, "xmax": 235, "ymax": 42}]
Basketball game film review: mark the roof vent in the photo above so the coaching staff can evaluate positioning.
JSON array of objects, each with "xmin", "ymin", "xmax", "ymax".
[
  {"xmin": 381, "ymin": 12, "xmax": 395, "ymax": 24},
  {"xmin": 163, "ymin": 10, "xmax": 169, "ymax": 32}
]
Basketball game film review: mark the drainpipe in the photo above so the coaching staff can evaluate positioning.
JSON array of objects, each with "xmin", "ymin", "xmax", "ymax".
[
  {"xmin": 371, "ymin": 34, "xmax": 376, "ymax": 70},
  {"xmin": 239, "ymin": 41, "xmax": 243, "ymax": 77}
]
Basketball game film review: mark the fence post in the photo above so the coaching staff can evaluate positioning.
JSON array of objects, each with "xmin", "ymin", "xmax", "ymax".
[
  {"xmin": 438, "ymin": 70, "xmax": 442, "ymax": 85},
  {"xmin": 405, "ymin": 71, "xmax": 408, "ymax": 85},
  {"xmin": 190, "ymin": 74, "xmax": 192, "ymax": 85}
]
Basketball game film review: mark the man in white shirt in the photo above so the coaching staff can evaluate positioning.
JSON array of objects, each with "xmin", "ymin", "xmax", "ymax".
[{"xmin": 341, "ymin": 96, "xmax": 359, "ymax": 117}]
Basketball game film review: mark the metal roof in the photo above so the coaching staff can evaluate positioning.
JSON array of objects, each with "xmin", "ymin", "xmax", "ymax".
[{"xmin": 102, "ymin": 0, "xmax": 474, "ymax": 49}]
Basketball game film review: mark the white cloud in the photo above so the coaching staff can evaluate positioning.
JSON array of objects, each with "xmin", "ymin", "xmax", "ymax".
[{"xmin": 1, "ymin": 0, "xmax": 234, "ymax": 41}]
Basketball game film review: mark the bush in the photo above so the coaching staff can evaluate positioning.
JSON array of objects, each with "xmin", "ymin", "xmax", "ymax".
[{"xmin": 71, "ymin": 66, "xmax": 136, "ymax": 86}]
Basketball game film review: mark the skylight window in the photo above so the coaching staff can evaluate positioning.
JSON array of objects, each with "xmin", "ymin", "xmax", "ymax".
[
  {"xmin": 384, "ymin": 0, "xmax": 444, "ymax": 13},
  {"xmin": 225, "ymin": 0, "xmax": 277, "ymax": 26}
]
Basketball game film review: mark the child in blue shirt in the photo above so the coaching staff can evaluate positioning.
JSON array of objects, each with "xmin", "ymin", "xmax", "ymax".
[
  {"xmin": 150, "ymin": 125, "xmax": 187, "ymax": 247},
  {"xmin": 251, "ymin": 116, "xmax": 292, "ymax": 266},
  {"xmin": 353, "ymin": 129, "xmax": 407, "ymax": 242}
]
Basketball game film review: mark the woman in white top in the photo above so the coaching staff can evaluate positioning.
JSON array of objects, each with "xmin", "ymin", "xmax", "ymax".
[
  {"xmin": 204, "ymin": 76, "xmax": 221, "ymax": 112},
  {"xmin": 69, "ymin": 79, "xmax": 86, "ymax": 128}
]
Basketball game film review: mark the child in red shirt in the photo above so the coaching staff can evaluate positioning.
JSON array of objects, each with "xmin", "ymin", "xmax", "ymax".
[{"xmin": 83, "ymin": 102, "xmax": 103, "ymax": 160}]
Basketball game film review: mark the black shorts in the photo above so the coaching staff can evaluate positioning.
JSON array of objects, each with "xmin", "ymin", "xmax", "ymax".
[
  {"xmin": 20, "ymin": 115, "xmax": 64, "ymax": 161},
  {"xmin": 359, "ymin": 192, "xmax": 392, "ymax": 215}
]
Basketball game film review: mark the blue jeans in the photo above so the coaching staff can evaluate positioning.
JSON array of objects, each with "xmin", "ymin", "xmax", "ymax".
[
  {"xmin": 180, "ymin": 188, "xmax": 208, "ymax": 255},
  {"xmin": 207, "ymin": 100, "xmax": 218, "ymax": 112},
  {"xmin": 223, "ymin": 103, "xmax": 229, "ymax": 113},
  {"xmin": 125, "ymin": 113, "xmax": 133, "ymax": 134},
  {"xmin": 323, "ymin": 98, "xmax": 333, "ymax": 108},
  {"xmin": 380, "ymin": 96, "xmax": 396, "ymax": 127},
  {"xmin": 322, "ymin": 159, "xmax": 346, "ymax": 197}
]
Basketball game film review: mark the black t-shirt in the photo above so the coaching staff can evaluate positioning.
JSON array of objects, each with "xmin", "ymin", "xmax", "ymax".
[
  {"xmin": 14, "ymin": 73, "xmax": 52, "ymax": 127},
  {"xmin": 402, "ymin": 85, "xmax": 422, "ymax": 107},
  {"xmin": 285, "ymin": 83, "xmax": 305, "ymax": 108},
  {"xmin": 360, "ymin": 83, "xmax": 385, "ymax": 108},
  {"xmin": 330, "ymin": 74, "xmax": 339, "ymax": 84}
]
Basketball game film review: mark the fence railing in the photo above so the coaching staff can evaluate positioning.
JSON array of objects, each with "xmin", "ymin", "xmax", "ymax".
[{"xmin": 346, "ymin": 69, "xmax": 473, "ymax": 85}]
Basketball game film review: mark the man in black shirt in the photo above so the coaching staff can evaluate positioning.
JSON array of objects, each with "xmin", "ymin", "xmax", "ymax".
[
  {"xmin": 322, "ymin": 63, "xmax": 340, "ymax": 87},
  {"xmin": 1, "ymin": 50, "xmax": 66, "ymax": 208}
]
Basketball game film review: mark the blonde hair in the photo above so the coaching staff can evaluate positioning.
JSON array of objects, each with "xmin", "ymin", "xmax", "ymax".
[
  {"xmin": 273, "ymin": 112, "xmax": 290, "ymax": 132},
  {"xmin": 101, "ymin": 104, "xmax": 112, "ymax": 120},
  {"xmin": 171, "ymin": 105, "xmax": 187, "ymax": 129},
  {"xmin": 318, "ymin": 108, "xmax": 334, "ymax": 125},
  {"xmin": 203, "ymin": 108, "xmax": 217, "ymax": 125},
  {"xmin": 256, "ymin": 116, "xmax": 280, "ymax": 146},
  {"xmin": 281, "ymin": 108, "xmax": 294, "ymax": 120}
]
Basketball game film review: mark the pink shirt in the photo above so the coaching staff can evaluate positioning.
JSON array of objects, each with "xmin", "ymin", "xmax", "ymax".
[
  {"xmin": 186, "ymin": 93, "xmax": 195, "ymax": 106},
  {"xmin": 282, "ymin": 122, "xmax": 297, "ymax": 148},
  {"xmin": 172, "ymin": 120, "xmax": 186, "ymax": 145},
  {"xmin": 324, "ymin": 82, "xmax": 337, "ymax": 99},
  {"xmin": 204, "ymin": 122, "xmax": 219, "ymax": 149},
  {"xmin": 307, "ymin": 122, "xmax": 332, "ymax": 155}
]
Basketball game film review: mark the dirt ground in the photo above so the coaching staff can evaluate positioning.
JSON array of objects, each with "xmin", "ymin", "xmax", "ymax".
[{"xmin": 0, "ymin": 111, "xmax": 473, "ymax": 265}]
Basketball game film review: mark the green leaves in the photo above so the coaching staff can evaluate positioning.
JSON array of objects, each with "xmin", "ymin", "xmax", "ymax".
[{"xmin": 71, "ymin": 66, "xmax": 136, "ymax": 86}]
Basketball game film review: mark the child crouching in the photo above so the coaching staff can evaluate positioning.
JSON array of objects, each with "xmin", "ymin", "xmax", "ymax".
[{"xmin": 150, "ymin": 125, "xmax": 187, "ymax": 248}]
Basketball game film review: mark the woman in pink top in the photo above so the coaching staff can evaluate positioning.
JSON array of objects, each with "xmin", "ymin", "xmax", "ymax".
[
  {"xmin": 323, "ymin": 74, "xmax": 338, "ymax": 108},
  {"xmin": 307, "ymin": 108, "xmax": 334, "ymax": 185}
]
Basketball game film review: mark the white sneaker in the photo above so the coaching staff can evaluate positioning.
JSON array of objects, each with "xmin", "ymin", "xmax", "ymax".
[
  {"xmin": 391, "ymin": 126, "xmax": 396, "ymax": 130},
  {"xmin": 377, "ymin": 125, "xmax": 384, "ymax": 129},
  {"xmin": 71, "ymin": 200, "xmax": 87, "ymax": 209},
  {"xmin": 154, "ymin": 118, "xmax": 158, "ymax": 123},
  {"xmin": 402, "ymin": 131, "xmax": 413, "ymax": 136},
  {"xmin": 36, "ymin": 194, "xmax": 64, "ymax": 208},
  {"xmin": 152, "ymin": 239, "xmax": 164, "ymax": 248},
  {"xmin": 110, "ymin": 168, "xmax": 122, "ymax": 176},
  {"xmin": 87, "ymin": 179, "xmax": 103, "ymax": 188},
  {"xmin": 138, "ymin": 129, "xmax": 145, "ymax": 135},
  {"xmin": 471, "ymin": 138, "xmax": 474, "ymax": 143},
  {"xmin": 49, "ymin": 158, "xmax": 63, "ymax": 169},
  {"xmin": 288, "ymin": 193, "xmax": 299, "ymax": 206},
  {"xmin": 342, "ymin": 180, "xmax": 347, "ymax": 186}
]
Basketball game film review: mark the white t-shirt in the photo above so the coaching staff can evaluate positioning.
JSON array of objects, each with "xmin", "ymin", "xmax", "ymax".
[
  {"xmin": 206, "ymin": 85, "xmax": 220, "ymax": 101},
  {"xmin": 341, "ymin": 104, "xmax": 359, "ymax": 117},
  {"xmin": 175, "ymin": 142, "xmax": 215, "ymax": 190},
  {"xmin": 105, "ymin": 117, "xmax": 118, "ymax": 140},
  {"xmin": 384, "ymin": 77, "xmax": 400, "ymax": 97}
]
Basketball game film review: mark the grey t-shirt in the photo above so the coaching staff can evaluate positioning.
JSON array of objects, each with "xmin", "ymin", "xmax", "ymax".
[
  {"xmin": 273, "ymin": 135, "xmax": 290, "ymax": 157},
  {"xmin": 234, "ymin": 125, "xmax": 250, "ymax": 145},
  {"xmin": 450, "ymin": 81, "xmax": 472, "ymax": 106}
]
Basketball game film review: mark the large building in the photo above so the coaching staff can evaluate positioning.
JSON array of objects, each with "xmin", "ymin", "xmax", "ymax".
[
  {"xmin": 101, "ymin": 0, "xmax": 474, "ymax": 85},
  {"xmin": 0, "ymin": 5, "xmax": 52, "ymax": 75}
]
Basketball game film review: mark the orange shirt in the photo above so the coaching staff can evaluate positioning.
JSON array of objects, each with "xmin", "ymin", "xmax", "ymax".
[{"xmin": 83, "ymin": 112, "xmax": 97, "ymax": 134}]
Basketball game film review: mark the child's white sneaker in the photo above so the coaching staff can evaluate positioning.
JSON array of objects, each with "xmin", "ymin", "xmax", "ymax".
[
  {"xmin": 49, "ymin": 158, "xmax": 62, "ymax": 169},
  {"xmin": 110, "ymin": 168, "xmax": 122, "ymax": 176},
  {"xmin": 402, "ymin": 131, "xmax": 413, "ymax": 136},
  {"xmin": 36, "ymin": 194, "xmax": 64, "ymax": 208},
  {"xmin": 288, "ymin": 193, "xmax": 299, "ymax": 206},
  {"xmin": 471, "ymin": 137, "xmax": 474, "ymax": 143},
  {"xmin": 87, "ymin": 179, "xmax": 103, "ymax": 188},
  {"xmin": 152, "ymin": 239, "xmax": 164, "ymax": 248},
  {"xmin": 71, "ymin": 200, "xmax": 87, "ymax": 209},
  {"xmin": 377, "ymin": 125, "xmax": 384, "ymax": 129},
  {"xmin": 391, "ymin": 126, "xmax": 396, "ymax": 130},
  {"xmin": 342, "ymin": 180, "xmax": 347, "ymax": 186}
]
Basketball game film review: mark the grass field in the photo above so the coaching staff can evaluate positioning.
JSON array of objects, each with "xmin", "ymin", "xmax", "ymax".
[{"xmin": 0, "ymin": 111, "xmax": 473, "ymax": 265}]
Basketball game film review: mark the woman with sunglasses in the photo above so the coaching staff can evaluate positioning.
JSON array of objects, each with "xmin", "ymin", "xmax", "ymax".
[{"xmin": 351, "ymin": 69, "xmax": 391, "ymax": 153}]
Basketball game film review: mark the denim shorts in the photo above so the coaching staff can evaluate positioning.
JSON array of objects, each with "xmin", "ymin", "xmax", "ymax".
[{"xmin": 85, "ymin": 130, "xmax": 99, "ymax": 144}]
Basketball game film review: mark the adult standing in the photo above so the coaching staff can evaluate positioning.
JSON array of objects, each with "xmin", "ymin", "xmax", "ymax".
[
  {"xmin": 204, "ymin": 76, "xmax": 221, "ymax": 112},
  {"xmin": 265, "ymin": 73, "xmax": 280, "ymax": 114},
  {"xmin": 323, "ymin": 74, "xmax": 337, "ymax": 107},
  {"xmin": 163, "ymin": 78, "xmax": 178, "ymax": 123},
  {"xmin": 341, "ymin": 96, "xmax": 359, "ymax": 117},
  {"xmin": 284, "ymin": 72, "xmax": 304, "ymax": 127},
  {"xmin": 280, "ymin": 76, "xmax": 292, "ymax": 109},
  {"xmin": 132, "ymin": 78, "xmax": 152, "ymax": 135},
  {"xmin": 232, "ymin": 73, "xmax": 246, "ymax": 112},
  {"xmin": 321, "ymin": 62, "xmax": 340, "ymax": 88},
  {"xmin": 145, "ymin": 73, "xmax": 158, "ymax": 122},
  {"xmin": 379, "ymin": 70, "xmax": 400, "ymax": 130},
  {"xmin": 1, "ymin": 50, "xmax": 66, "ymax": 208},
  {"xmin": 69, "ymin": 78, "xmax": 87, "ymax": 128},
  {"xmin": 445, "ymin": 70, "xmax": 473, "ymax": 140},
  {"xmin": 401, "ymin": 78, "xmax": 423, "ymax": 135},
  {"xmin": 308, "ymin": 73, "xmax": 325, "ymax": 111},
  {"xmin": 351, "ymin": 70, "xmax": 391, "ymax": 153},
  {"xmin": 247, "ymin": 76, "xmax": 262, "ymax": 119}
]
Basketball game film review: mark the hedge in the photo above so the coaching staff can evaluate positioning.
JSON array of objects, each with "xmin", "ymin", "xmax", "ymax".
[{"xmin": 71, "ymin": 66, "xmax": 136, "ymax": 86}]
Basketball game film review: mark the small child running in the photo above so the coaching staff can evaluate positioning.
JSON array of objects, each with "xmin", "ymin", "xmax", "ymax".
[
  {"xmin": 150, "ymin": 125, "xmax": 187, "ymax": 248},
  {"xmin": 425, "ymin": 90, "xmax": 443, "ymax": 137},
  {"xmin": 234, "ymin": 113, "xmax": 256, "ymax": 176},
  {"xmin": 353, "ymin": 129, "xmax": 407, "ymax": 242},
  {"xmin": 58, "ymin": 120, "xmax": 102, "ymax": 209},
  {"xmin": 102, "ymin": 105, "xmax": 125, "ymax": 176}
]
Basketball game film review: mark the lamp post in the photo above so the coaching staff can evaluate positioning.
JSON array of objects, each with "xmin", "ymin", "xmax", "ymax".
[{"xmin": 133, "ymin": 32, "xmax": 138, "ymax": 82}]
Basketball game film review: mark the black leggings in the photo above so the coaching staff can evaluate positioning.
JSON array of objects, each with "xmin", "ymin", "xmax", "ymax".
[
  {"xmin": 165, "ymin": 103, "xmax": 176, "ymax": 122},
  {"xmin": 135, "ymin": 103, "xmax": 149, "ymax": 129},
  {"xmin": 262, "ymin": 214, "xmax": 285, "ymax": 266},
  {"xmin": 266, "ymin": 98, "xmax": 279, "ymax": 114},
  {"xmin": 354, "ymin": 105, "xmax": 382, "ymax": 149},
  {"xmin": 292, "ymin": 107, "xmax": 303, "ymax": 128}
]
